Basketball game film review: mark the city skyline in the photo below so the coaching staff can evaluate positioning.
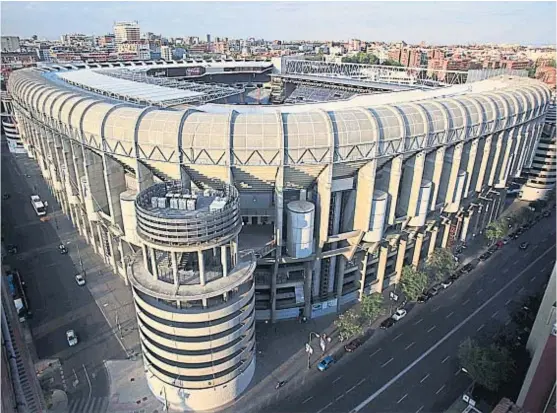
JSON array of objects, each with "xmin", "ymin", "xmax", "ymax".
[{"xmin": 1, "ymin": 1, "xmax": 556, "ymax": 46}]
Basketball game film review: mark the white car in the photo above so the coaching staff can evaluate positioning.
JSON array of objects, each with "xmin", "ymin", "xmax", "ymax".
[
  {"xmin": 441, "ymin": 280, "xmax": 453, "ymax": 289},
  {"xmin": 392, "ymin": 309, "xmax": 407, "ymax": 321},
  {"xmin": 75, "ymin": 274, "xmax": 86, "ymax": 286},
  {"xmin": 66, "ymin": 330, "xmax": 78, "ymax": 347}
]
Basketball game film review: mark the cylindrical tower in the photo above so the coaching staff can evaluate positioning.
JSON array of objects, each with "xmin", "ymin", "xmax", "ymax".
[{"xmin": 128, "ymin": 181, "xmax": 257, "ymax": 412}]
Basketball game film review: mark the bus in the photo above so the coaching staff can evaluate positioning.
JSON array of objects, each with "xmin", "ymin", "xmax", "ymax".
[{"xmin": 30, "ymin": 195, "xmax": 46, "ymax": 216}]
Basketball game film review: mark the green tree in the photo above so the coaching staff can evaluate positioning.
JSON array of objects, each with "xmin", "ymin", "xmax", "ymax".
[
  {"xmin": 426, "ymin": 248, "xmax": 457, "ymax": 283},
  {"xmin": 485, "ymin": 220, "xmax": 508, "ymax": 245},
  {"xmin": 510, "ymin": 207, "xmax": 534, "ymax": 226},
  {"xmin": 335, "ymin": 308, "xmax": 363, "ymax": 342},
  {"xmin": 458, "ymin": 337, "xmax": 515, "ymax": 392},
  {"xmin": 360, "ymin": 292, "xmax": 385, "ymax": 326},
  {"xmin": 400, "ymin": 265, "xmax": 429, "ymax": 302},
  {"xmin": 382, "ymin": 59, "xmax": 404, "ymax": 67}
]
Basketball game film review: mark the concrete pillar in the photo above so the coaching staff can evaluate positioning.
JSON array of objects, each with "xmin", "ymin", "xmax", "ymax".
[
  {"xmin": 444, "ymin": 143, "xmax": 464, "ymax": 206},
  {"xmin": 412, "ymin": 233, "xmax": 424, "ymax": 268},
  {"xmin": 496, "ymin": 133, "xmax": 514, "ymax": 188},
  {"xmin": 353, "ymin": 160, "xmax": 376, "ymax": 231},
  {"xmin": 430, "ymin": 147, "xmax": 446, "ymax": 210},
  {"xmin": 393, "ymin": 239, "xmax": 407, "ymax": 285},
  {"xmin": 149, "ymin": 247, "xmax": 159, "ymax": 280},
  {"xmin": 102, "ymin": 155, "xmax": 126, "ymax": 229},
  {"xmin": 96, "ymin": 225, "xmax": 106, "ymax": 257},
  {"xmin": 441, "ymin": 222, "xmax": 451, "ymax": 248},
  {"xmin": 271, "ymin": 166, "xmax": 283, "ymax": 322},
  {"xmin": 231, "ymin": 236, "xmax": 238, "ymax": 267},
  {"xmin": 328, "ymin": 192, "xmax": 343, "ymax": 294},
  {"xmin": 428, "ymin": 227, "xmax": 439, "ymax": 258},
  {"xmin": 475, "ymin": 136, "xmax": 493, "ymax": 192},
  {"xmin": 373, "ymin": 246, "xmax": 389, "ymax": 293},
  {"xmin": 221, "ymin": 246, "xmax": 228, "ymax": 277},
  {"xmin": 303, "ymin": 262, "xmax": 313, "ymax": 317},
  {"xmin": 464, "ymin": 139, "xmax": 479, "ymax": 197},
  {"xmin": 314, "ymin": 165, "xmax": 333, "ymax": 298},
  {"xmin": 358, "ymin": 253, "xmax": 369, "ymax": 301},
  {"xmin": 106, "ymin": 233, "xmax": 118, "ymax": 272},
  {"xmin": 335, "ymin": 256, "xmax": 347, "ymax": 312},
  {"xmin": 407, "ymin": 152, "xmax": 426, "ymax": 217},
  {"xmin": 142, "ymin": 244, "xmax": 150, "ymax": 271},
  {"xmin": 460, "ymin": 214, "xmax": 472, "ymax": 242},
  {"xmin": 487, "ymin": 133, "xmax": 504, "ymax": 186},
  {"xmin": 387, "ymin": 156, "xmax": 403, "ymax": 225},
  {"xmin": 198, "ymin": 250, "xmax": 206, "ymax": 286},
  {"xmin": 171, "ymin": 252, "xmax": 179, "ymax": 286}
]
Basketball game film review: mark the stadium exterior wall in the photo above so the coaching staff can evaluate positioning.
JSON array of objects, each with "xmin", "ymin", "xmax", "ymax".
[{"xmin": 5, "ymin": 66, "xmax": 552, "ymax": 411}]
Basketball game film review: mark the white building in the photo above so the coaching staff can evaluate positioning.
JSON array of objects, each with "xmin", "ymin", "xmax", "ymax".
[
  {"xmin": 113, "ymin": 21, "xmax": 141, "ymax": 45},
  {"xmin": 1, "ymin": 36, "xmax": 20, "ymax": 52},
  {"xmin": 161, "ymin": 45, "xmax": 172, "ymax": 61}
]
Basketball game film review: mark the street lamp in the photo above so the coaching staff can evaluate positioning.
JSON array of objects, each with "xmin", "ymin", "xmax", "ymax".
[
  {"xmin": 306, "ymin": 332, "xmax": 321, "ymax": 370},
  {"xmin": 461, "ymin": 367, "xmax": 476, "ymax": 396}
]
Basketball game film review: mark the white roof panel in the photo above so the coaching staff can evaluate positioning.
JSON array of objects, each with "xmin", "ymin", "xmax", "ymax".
[{"xmin": 56, "ymin": 69, "xmax": 204, "ymax": 103}]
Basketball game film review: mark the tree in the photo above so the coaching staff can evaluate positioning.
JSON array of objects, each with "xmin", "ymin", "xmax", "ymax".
[
  {"xmin": 426, "ymin": 248, "xmax": 457, "ymax": 283},
  {"xmin": 360, "ymin": 292, "xmax": 384, "ymax": 326},
  {"xmin": 399, "ymin": 265, "xmax": 429, "ymax": 302},
  {"xmin": 485, "ymin": 220, "xmax": 508, "ymax": 245},
  {"xmin": 510, "ymin": 207, "xmax": 534, "ymax": 226},
  {"xmin": 335, "ymin": 308, "xmax": 363, "ymax": 342},
  {"xmin": 458, "ymin": 337, "xmax": 515, "ymax": 392},
  {"xmin": 382, "ymin": 59, "xmax": 404, "ymax": 67}
]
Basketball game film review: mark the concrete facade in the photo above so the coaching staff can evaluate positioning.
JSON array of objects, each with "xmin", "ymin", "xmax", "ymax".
[{"xmin": 5, "ymin": 62, "xmax": 552, "ymax": 410}]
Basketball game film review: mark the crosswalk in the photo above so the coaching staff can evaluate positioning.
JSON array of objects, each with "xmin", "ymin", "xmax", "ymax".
[{"xmin": 68, "ymin": 396, "xmax": 109, "ymax": 413}]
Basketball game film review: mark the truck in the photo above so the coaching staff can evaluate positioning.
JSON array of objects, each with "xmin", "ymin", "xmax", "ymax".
[{"xmin": 30, "ymin": 194, "xmax": 46, "ymax": 216}]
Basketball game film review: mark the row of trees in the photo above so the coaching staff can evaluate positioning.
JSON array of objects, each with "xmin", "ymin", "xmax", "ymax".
[
  {"xmin": 334, "ymin": 292, "xmax": 384, "ymax": 341},
  {"xmin": 341, "ymin": 52, "xmax": 403, "ymax": 67}
]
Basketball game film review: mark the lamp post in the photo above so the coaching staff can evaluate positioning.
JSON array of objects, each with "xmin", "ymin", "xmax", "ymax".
[
  {"xmin": 461, "ymin": 367, "xmax": 476, "ymax": 396},
  {"xmin": 306, "ymin": 332, "xmax": 320, "ymax": 370}
]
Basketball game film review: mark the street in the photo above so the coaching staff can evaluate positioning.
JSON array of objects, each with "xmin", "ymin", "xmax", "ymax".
[
  {"xmin": 267, "ymin": 214, "xmax": 556, "ymax": 413},
  {"xmin": 1, "ymin": 139, "xmax": 126, "ymax": 410}
]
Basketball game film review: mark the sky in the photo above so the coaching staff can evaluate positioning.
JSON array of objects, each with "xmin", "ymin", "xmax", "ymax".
[{"xmin": 1, "ymin": 1, "xmax": 556, "ymax": 46}]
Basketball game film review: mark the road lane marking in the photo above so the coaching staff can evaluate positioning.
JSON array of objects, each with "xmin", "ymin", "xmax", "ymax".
[
  {"xmin": 502, "ymin": 268, "xmax": 509, "ymax": 274},
  {"xmin": 336, "ymin": 394, "xmax": 345, "ymax": 401},
  {"xmin": 333, "ymin": 376, "xmax": 343, "ymax": 384},
  {"xmin": 454, "ymin": 369, "xmax": 461, "ymax": 376},
  {"xmin": 490, "ymin": 278, "xmax": 496, "ymax": 283},
  {"xmin": 505, "ymin": 299, "xmax": 512, "ymax": 306},
  {"xmin": 347, "ymin": 385, "xmax": 358, "ymax": 394},
  {"xmin": 416, "ymin": 406, "xmax": 425, "ymax": 413},
  {"xmin": 357, "ymin": 378, "xmax": 366, "ymax": 385},
  {"xmin": 317, "ymin": 401, "xmax": 334, "ymax": 413},
  {"xmin": 350, "ymin": 245, "xmax": 555, "ymax": 413},
  {"xmin": 477, "ymin": 324, "xmax": 485, "ymax": 332},
  {"xmin": 432, "ymin": 306, "xmax": 440, "ymax": 313},
  {"xmin": 369, "ymin": 348, "xmax": 382, "ymax": 358},
  {"xmin": 436, "ymin": 384, "xmax": 446, "ymax": 394},
  {"xmin": 530, "ymin": 276, "xmax": 536, "ymax": 282},
  {"xmin": 427, "ymin": 325, "xmax": 436, "ymax": 333},
  {"xmin": 397, "ymin": 394, "xmax": 408, "ymax": 404},
  {"xmin": 393, "ymin": 333, "xmax": 403, "ymax": 342},
  {"xmin": 445, "ymin": 311, "xmax": 454, "ymax": 319},
  {"xmin": 476, "ymin": 288, "xmax": 484, "ymax": 295},
  {"xmin": 413, "ymin": 318, "xmax": 423, "ymax": 325},
  {"xmin": 518, "ymin": 287, "xmax": 525, "ymax": 294},
  {"xmin": 381, "ymin": 358, "xmax": 394, "ymax": 368},
  {"xmin": 505, "ymin": 319, "xmax": 511, "ymax": 326},
  {"xmin": 442, "ymin": 356, "xmax": 450, "ymax": 364},
  {"xmin": 450, "ymin": 293, "xmax": 457, "ymax": 299},
  {"xmin": 513, "ymin": 259, "xmax": 520, "ymax": 265},
  {"xmin": 420, "ymin": 373, "xmax": 430, "ymax": 383},
  {"xmin": 491, "ymin": 310, "xmax": 500, "ymax": 319},
  {"xmin": 463, "ymin": 299, "xmax": 470, "ymax": 305},
  {"xmin": 302, "ymin": 396, "xmax": 313, "ymax": 404},
  {"xmin": 405, "ymin": 342, "xmax": 415, "ymax": 350}
]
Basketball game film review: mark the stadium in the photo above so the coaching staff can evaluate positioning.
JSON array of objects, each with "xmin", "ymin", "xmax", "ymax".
[{"xmin": 4, "ymin": 57, "xmax": 552, "ymax": 411}]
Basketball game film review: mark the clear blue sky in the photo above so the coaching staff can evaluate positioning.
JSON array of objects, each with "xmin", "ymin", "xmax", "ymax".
[{"xmin": 1, "ymin": 1, "xmax": 555, "ymax": 45}]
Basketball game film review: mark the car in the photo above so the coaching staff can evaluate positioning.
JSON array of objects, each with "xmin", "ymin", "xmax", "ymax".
[
  {"xmin": 543, "ymin": 211, "xmax": 551, "ymax": 218},
  {"xmin": 317, "ymin": 355, "xmax": 335, "ymax": 371},
  {"xmin": 380, "ymin": 318, "xmax": 396, "ymax": 329},
  {"xmin": 392, "ymin": 309, "xmax": 407, "ymax": 321},
  {"xmin": 344, "ymin": 338, "xmax": 363, "ymax": 353},
  {"xmin": 449, "ymin": 272, "xmax": 461, "ymax": 282},
  {"xmin": 441, "ymin": 280, "xmax": 453, "ymax": 289},
  {"xmin": 2, "ymin": 193, "xmax": 10, "ymax": 200},
  {"xmin": 519, "ymin": 242, "xmax": 529, "ymax": 250},
  {"xmin": 75, "ymin": 274, "xmax": 86, "ymax": 286},
  {"xmin": 461, "ymin": 263, "xmax": 474, "ymax": 273},
  {"xmin": 479, "ymin": 253, "xmax": 489, "ymax": 262},
  {"xmin": 6, "ymin": 244, "xmax": 18, "ymax": 254},
  {"xmin": 59, "ymin": 244, "xmax": 68, "ymax": 254},
  {"xmin": 502, "ymin": 237, "xmax": 510, "ymax": 245},
  {"xmin": 488, "ymin": 245, "xmax": 498, "ymax": 253},
  {"xmin": 417, "ymin": 294, "xmax": 431, "ymax": 303},
  {"xmin": 66, "ymin": 330, "xmax": 78, "ymax": 346},
  {"xmin": 427, "ymin": 285, "xmax": 442, "ymax": 297},
  {"xmin": 517, "ymin": 228, "xmax": 524, "ymax": 235}
]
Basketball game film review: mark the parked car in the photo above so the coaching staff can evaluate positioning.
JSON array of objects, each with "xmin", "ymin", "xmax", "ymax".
[
  {"xmin": 6, "ymin": 244, "xmax": 18, "ymax": 254},
  {"xmin": 380, "ymin": 318, "xmax": 396, "ymax": 329},
  {"xmin": 344, "ymin": 338, "xmax": 363, "ymax": 353},
  {"xmin": 392, "ymin": 309, "xmax": 407, "ymax": 321},
  {"xmin": 59, "ymin": 244, "xmax": 68, "ymax": 254},
  {"xmin": 427, "ymin": 285, "xmax": 442, "ymax": 297},
  {"xmin": 502, "ymin": 237, "xmax": 510, "ymax": 245},
  {"xmin": 317, "ymin": 355, "xmax": 335, "ymax": 371},
  {"xmin": 488, "ymin": 245, "xmax": 498, "ymax": 253},
  {"xmin": 2, "ymin": 193, "xmax": 10, "ymax": 200},
  {"xmin": 75, "ymin": 274, "xmax": 86, "ymax": 286},
  {"xmin": 519, "ymin": 242, "xmax": 529, "ymax": 250},
  {"xmin": 449, "ymin": 272, "xmax": 461, "ymax": 282},
  {"xmin": 461, "ymin": 263, "xmax": 474, "ymax": 273},
  {"xmin": 66, "ymin": 330, "xmax": 78, "ymax": 347},
  {"xmin": 441, "ymin": 280, "xmax": 453, "ymax": 289},
  {"xmin": 417, "ymin": 294, "xmax": 431, "ymax": 303},
  {"xmin": 479, "ymin": 253, "xmax": 490, "ymax": 262}
]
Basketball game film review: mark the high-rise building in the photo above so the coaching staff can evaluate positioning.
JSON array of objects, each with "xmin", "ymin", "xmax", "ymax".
[
  {"xmin": 160, "ymin": 45, "xmax": 172, "ymax": 61},
  {"xmin": 113, "ymin": 21, "xmax": 141, "ymax": 45},
  {"xmin": 1, "ymin": 36, "xmax": 20, "ymax": 52},
  {"xmin": 206, "ymin": 34, "xmax": 211, "ymax": 44}
]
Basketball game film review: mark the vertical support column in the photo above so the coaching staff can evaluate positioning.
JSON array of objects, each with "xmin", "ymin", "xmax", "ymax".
[
  {"xmin": 407, "ymin": 152, "xmax": 426, "ymax": 217},
  {"xmin": 96, "ymin": 225, "xmax": 106, "ymax": 257},
  {"xmin": 198, "ymin": 250, "xmax": 206, "ymax": 286},
  {"xmin": 314, "ymin": 165, "xmax": 333, "ymax": 297},
  {"xmin": 171, "ymin": 252, "xmax": 179, "ymax": 287},
  {"xmin": 373, "ymin": 245, "xmax": 389, "ymax": 293},
  {"xmin": 460, "ymin": 214, "xmax": 472, "ymax": 242},
  {"xmin": 412, "ymin": 233, "xmax": 424, "ymax": 268},
  {"xmin": 475, "ymin": 136, "xmax": 493, "ymax": 192},
  {"xmin": 496, "ymin": 133, "xmax": 515, "ymax": 188},
  {"xmin": 107, "ymin": 234, "xmax": 118, "ymax": 273},
  {"xmin": 327, "ymin": 192, "xmax": 343, "ymax": 294},
  {"xmin": 358, "ymin": 253, "xmax": 369, "ymax": 301},
  {"xmin": 271, "ymin": 167, "xmax": 284, "ymax": 323},
  {"xmin": 441, "ymin": 221, "xmax": 451, "ymax": 248},
  {"xmin": 444, "ymin": 143, "xmax": 464, "ymax": 205},
  {"xmin": 393, "ymin": 238, "xmax": 407, "ymax": 285},
  {"xmin": 387, "ymin": 156, "xmax": 403, "ymax": 225},
  {"xmin": 142, "ymin": 244, "xmax": 150, "ymax": 271},
  {"xmin": 430, "ymin": 147, "xmax": 446, "ymax": 210},
  {"xmin": 354, "ymin": 160, "xmax": 377, "ymax": 231},
  {"xmin": 464, "ymin": 139, "xmax": 479, "ymax": 197},
  {"xmin": 335, "ymin": 256, "xmax": 347, "ymax": 312},
  {"xmin": 428, "ymin": 227, "xmax": 439, "ymax": 258},
  {"xmin": 487, "ymin": 133, "xmax": 503, "ymax": 186},
  {"xmin": 221, "ymin": 246, "xmax": 228, "ymax": 278},
  {"xmin": 149, "ymin": 247, "xmax": 158, "ymax": 280},
  {"xmin": 118, "ymin": 239, "xmax": 128, "ymax": 285}
]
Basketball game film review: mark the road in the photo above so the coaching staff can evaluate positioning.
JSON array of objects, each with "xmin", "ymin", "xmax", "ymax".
[
  {"xmin": 268, "ymin": 213, "xmax": 556, "ymax": 413},
  {"xmin": 1, "ymin": 139, "xmax": 126, "ymax": 407}
]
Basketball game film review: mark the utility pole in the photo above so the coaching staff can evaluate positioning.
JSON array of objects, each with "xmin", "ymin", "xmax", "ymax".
[{"xmin": 116, "ymin": 312, "xmax": 122, "ymax": 339}]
